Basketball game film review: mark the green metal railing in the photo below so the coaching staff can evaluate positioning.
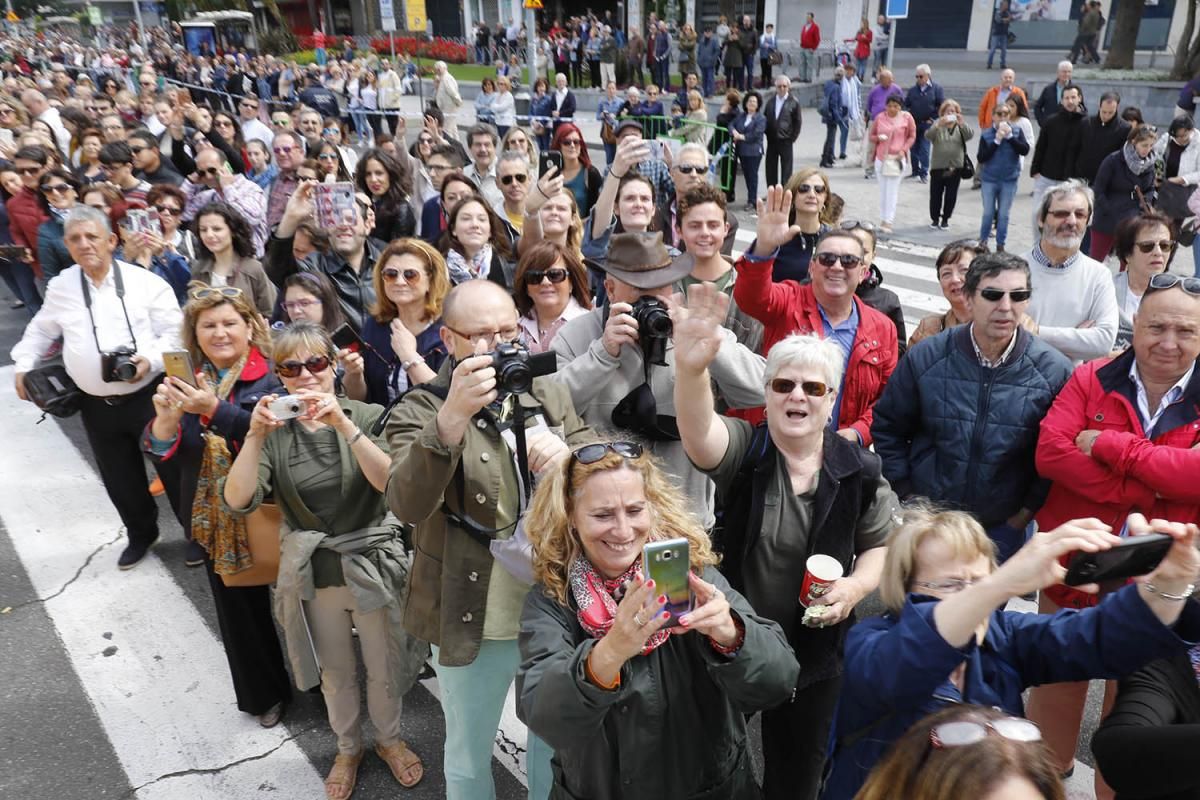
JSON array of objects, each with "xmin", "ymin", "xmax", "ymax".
[{"xmin": 614, "ymin": 113, "xmax": 736, "ymax": 192}]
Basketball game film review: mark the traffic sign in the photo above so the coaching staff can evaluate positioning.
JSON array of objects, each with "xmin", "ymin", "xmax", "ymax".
[
  {"xmin": 379, "ymin": 0, "xmax": 395, "ymax": 31},
  {"xmin": 885, "ymin": 0, "xmax": 908, "ymax": 19}
]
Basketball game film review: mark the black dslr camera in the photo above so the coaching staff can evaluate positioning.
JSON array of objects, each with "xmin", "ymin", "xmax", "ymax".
[
  {"xmin": 490, "ymin": 342, "xmax": 557, "ymax": 394},
  {"xmin": 631, "ymin": 296, "xmax": 672, "ymax": 366},
  {"xmin": 101, "ymin": 346, "xmax": 139, "ymax": 382}
]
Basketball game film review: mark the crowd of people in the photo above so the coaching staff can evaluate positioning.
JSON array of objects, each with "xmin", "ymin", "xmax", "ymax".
[{"xmin": 8, "ymin": 18, "xmax": 1200, "ymax": 800}]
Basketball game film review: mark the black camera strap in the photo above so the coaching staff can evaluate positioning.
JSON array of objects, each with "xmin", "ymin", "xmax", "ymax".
[{"xmin": 81, "ymin": 262, "xmax": 138, "ymax": 356}]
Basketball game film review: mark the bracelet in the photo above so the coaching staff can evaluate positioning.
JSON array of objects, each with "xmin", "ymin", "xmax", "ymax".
[
  {"xmin": 346, "ymin": 428, "xmax": 365, "ymax": 446},
  {"xmin": 1144, "ymin": 582, "xmax": 1197, "ymax": 602},
  {"xmin": 400, "ymin": 358, "xmax": 420, "ymax": 373},
  {"xmin": 535, "ymin": 184, "xmax": 549, "ymax": 200},
  {"xmin": 610, "ymin": 169, "xmax": 628, "ymax": 179}
]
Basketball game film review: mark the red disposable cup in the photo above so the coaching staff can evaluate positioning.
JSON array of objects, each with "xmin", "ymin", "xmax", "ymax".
[{"xmin": 799, "ymin": 554, "xmax": 844, "ymax": 607}]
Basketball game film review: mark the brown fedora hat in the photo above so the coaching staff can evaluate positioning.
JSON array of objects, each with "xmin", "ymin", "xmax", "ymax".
[{"xmin": 604, "ymin": 231, "xmax": 692, "ymax": 289}]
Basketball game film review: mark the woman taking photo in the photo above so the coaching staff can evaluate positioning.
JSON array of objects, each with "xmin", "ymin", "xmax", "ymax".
[
  {"xmin": 1091, "ymin": 125, "xmax": 1159, "ymax": 262},
  {"xmin": 869, "ymin": 95, "xmax": 916, "ymax": 234},
  {"xmin": 493, "ymin": 76, "xmax": 516, "ymax": 138},
  {"xmin": 114, "ymin": 204, "xmax": 192, "ymax": 306},
  {"xmin": 440, "ymin": 192, "xmax": 516, "ymax": 287},
  {"xmin": 518, "ymin": 438, "xmax": 800, "ymax": 800},
  {"xmin": 926, "ymin": 99, "xmax": 974, "ymax": 230},
  {"xmin": 674, "ymin": 295, "xmax": 896, "ymax": 800},
  {"xmin": 355, "ymin": 148, "xmax": 417, "ymax": 243},
  {"xmin": 191, "ymin": 201, "xmax": 277, "ymax": 316},
  {"xmin": 520, "ymin": 169, "xmax": 585, "ymax": 259},
  {"xmin": 360, "ymin": 238, "xmax": 449, "ymax": 405},
  {"xmin": 1110, "ymin": 211, "xmax": 1174, "ymax": 351},
  {"xmin": 823, "ymin": 505, "xmax": 1200, "ymax": 799},
  {"xmin": 909, "ymin": 239, "xmax": 990, "ymax": 348},
  {"xmin": 977, "ymin": 102, "xmax": 1029, "ymax": 253},
  {"xmin": 549, "ymin": 122, "xmax": 602, "ymax": 221},
  {"xmin": 36, "ymin": 167, "xmax": 81, "ymax": 282},
  {"xmin": 75, "ymin": 127, "xmax": 106, "ymax": 184},
  {"xmin": 143, "ymin": 284, "xmax": 292, "ymax": 727},
  {"xmin": 730, "ymin": 90, "xmax": 766, "ymax": 212},
  {"xmin": 407, "ymin": 130, "xmax": 438, "ymax": 206},
  {"xmin": 148, "ymin": 184, "xmax": 200, "ymax": 263},
  {"xmin": 514, "ymin": 240, "xmax": 592, "ymax": 353},
  {"xmin": 223, "ymin": 321, "xmax": 426, "ymax": 799}
]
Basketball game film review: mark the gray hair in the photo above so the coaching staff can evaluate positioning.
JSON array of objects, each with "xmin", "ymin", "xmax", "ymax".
[
  {"xmin": 916, "ymin": 64, "xmax": 931, "ymax": 77},
  {"xmin": 1058, "ymin": 60, "xmax": 1073, "ymax": 72},
  {"xmin": 676, "ymin": 142, "xmax": 710, "ymax": 166},
  {"xmin": 764, "ymin": 333, "xmax": 845, "ymax": 393},
  {"xmin": 1037, "ymin": 179, "xmax": 1094, "ymax": 226},
  {"xmin": 64, "ymin": 204, "xmax": 112, "ymax": 236},
  {"xmin": 498, "ymin": 149, "xmax": 530, "ymax": 171}
]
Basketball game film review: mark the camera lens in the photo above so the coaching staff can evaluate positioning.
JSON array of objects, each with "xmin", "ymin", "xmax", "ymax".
[
  {"xmin": 644, "ymin": 311, "xmax": 672, "ymax": 337},
  {"xmin": 498, "ymin": 361, "xmax": 532, "ymax": 394},
  {"xmin": 114, "ymin": 359, "xmax": 138, "ymax": 381}
]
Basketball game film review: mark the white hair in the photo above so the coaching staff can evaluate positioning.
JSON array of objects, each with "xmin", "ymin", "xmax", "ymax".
[
  {"xmin": 764, "ymin": 334, "xmax": 845, "ymax": 392},
  {"xmin": 676, "ymin": 142, "xmax": 710, "ymax": 166},
  {"xmin": 64, "ymin": 204, "xmax": 112, "ymax": 236},
  {"xmin": 916, "ymin": 64, "xmax": 931, "ymax": 77},
  {"xmin": 1058, "ymin": 60, "xmax": 1073, "ymax": 71}
]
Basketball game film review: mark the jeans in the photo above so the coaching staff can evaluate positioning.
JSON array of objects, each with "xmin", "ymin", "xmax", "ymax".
[
  {"xmin": 988, "ymin": 34, "xmax": 1008, "ymax": 68},
  {"xmin": 476, "ymin": 45, "xmax": 487, "ymax": 64},
  {"xmin": 603, "ymin": 142, "xmax": 616, "ymax": 166},
  {"xmin": 929, "ymin": 169, "xmax": 962, "ymax": 223},
  {"xmin": 800, "ymin": 50, "xmax": 818, "ymax": 82},
  {"xmin": 740, "ymin": 154, "xmax": 762, "ymax": 205},
  {"xmin": 911, "ymin": 123, "xmax": 932, "ymax": 177},
  {"xmin": 654, "ymin": 60, "xmax": 670, "ymax": 90},
  {"xmin": 0, "ymin": 259, "xmax": 40, "ymax": 316},
  {"xmin": 838, "ymin": 119, "xmax": 850, "ymax": 158},
  {"xmin": 855, "ymin": 56, "xmax": 868, "ymax": 78},
  {"xmin": 349, "ymin": 108, "xmax": 370, "ymax": 141},
  {"xmin": 876, "ymin": 158, "xmax": 902, "ymax": 223},
  {"xmin": 744, "ymin": 58, "xmax": 754, "ymax": 90},
  {"xmin": 822, "ymin": 122, "xmax": 838, "ymax": 166},
  {"xmin": 431, "ymin": 640, "xmax": 552, "ymax": 800},
  {"xmin": 980, "ymin": 179, "xmax": 1018, "ymax": 247},
  {"xmin": 701, "ymin": 65, "xmax": 716, "ymax": 96}
]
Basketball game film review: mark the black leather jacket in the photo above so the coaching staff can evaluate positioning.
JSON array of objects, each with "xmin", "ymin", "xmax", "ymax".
[{"xmin": 265, "ymin": 233, "xmax": 386, "ymax": 334}]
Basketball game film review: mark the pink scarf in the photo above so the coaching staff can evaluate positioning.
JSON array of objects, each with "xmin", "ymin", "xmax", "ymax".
[{"xmin": 569, "ymin": 555, "xmax": 673, "ymax": 655}]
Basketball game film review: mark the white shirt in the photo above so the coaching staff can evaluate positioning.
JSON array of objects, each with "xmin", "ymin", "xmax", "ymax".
[
  {"xmin": 241, "ymin": 117, "xmax": 274, "ymax": 148},
  {"xmin": 774, "ymin": 94, "xmax": 786, "ymax": 120},
  {"xmin": 465, "ymin": 161, "xmax": 505, "ymax": 209},
  {"xmin": 555, "ymin": 88, "xmax": 569, "ymax": 110},
  {"xmin": 12, "ymin": 261, "xmax": 183, "ymax": 397},
  {"xmin": 1129, "ymin": 359, "xmax": 1195, "ymax": 435}
]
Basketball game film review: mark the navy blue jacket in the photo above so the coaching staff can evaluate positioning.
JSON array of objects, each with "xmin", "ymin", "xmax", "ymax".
[
  {"xmin": 978, "ymin": 126, "xmax": 1029, "ymax": 183},
  {"xmin": 822, "ymin": 587, "xmax": 1200, "ymax": 800},
  {"xmin": 420, "ymin": 196, "xmax": 444, "ymax": 246},
  {"xmin": 360, "ymin": 315, "xmax": 448, "ymax": 406},
  {"xmin": 1093, "ymin": 149, "xmax": 1157, "ymax": 235},
  {"xmin": 871, "ymin": 325, "xmax": 1072, "ymax": 527},
  {"xmin": 731, "ymin": 112, "xmax": 767, "ymax": 158},
  {"xmin": 37, "ymin": 216, "xmax": 73, "ymax": 281},
  {"xmin": 904, "ymin": 81, "xmax": 945, "ymax": 126},
  {"xmin": 697, "ymin": 36, "xmax": 721, "ymax": 68},
  {"xmin": 821, "ymin": 79, "xmax": 847, "ymax": 125}
]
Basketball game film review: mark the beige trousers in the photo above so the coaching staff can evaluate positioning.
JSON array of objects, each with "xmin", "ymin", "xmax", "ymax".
[{"xmin": 308, "ymin": 584, "xmax": 402, "ymax": 755}]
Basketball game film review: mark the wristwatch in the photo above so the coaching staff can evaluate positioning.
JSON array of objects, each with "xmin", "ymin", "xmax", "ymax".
[{"xmin": 400, "ymin": 358, "xmax": 420, "ymax": 373}]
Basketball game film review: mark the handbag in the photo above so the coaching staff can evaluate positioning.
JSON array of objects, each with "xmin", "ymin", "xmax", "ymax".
[
  {"xmin": 1155, "ymin": 180, "xmax": 1195, "ymax": 220},
  {"xmin": 955, "ymin": 126, "xmax": 976, "ymax": 180},
  {"xmin": 22, "ymin": 363, "xmax": 81, "ymax": 419},
  {"xmin": 220, "ymin": 501, "xmax": 282, "ymax": 587},
  {"xmin": 880, "ymin": 156, "xmax": 903, "ymax": 178},
  {"xmin": 768, "ymin": 50, "xmax": 783, "ymax": 66}
]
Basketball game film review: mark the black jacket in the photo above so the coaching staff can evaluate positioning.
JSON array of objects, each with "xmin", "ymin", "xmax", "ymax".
[
  {"xmin": 856, "ymin": 266, "xmax": 908, "ymax": 357},
  {"xmin": 265, "ymin": 233, "xmax": 387, "ymax": 334},
  {"xmin": 764, "ymin": 93, "xmax": 802, "ymax": 142},
  {"xmin": 1076, "ymin": 114, "xmax": 1132, "ymax": 184},
  {"xmin": 1030, "ymin": 108, "xmax": 1087, "ymax": 180},
  {"xmin": 904, "ymin": 81, "xmax": 945, "ymax": 126},
  {"xmin": 1033, "ymin": 81, "xmax": 1088, "ymax": 126},
  {"xmin": 1093, "ymin": 652, "xmax": 1200, "ymax": 800}
]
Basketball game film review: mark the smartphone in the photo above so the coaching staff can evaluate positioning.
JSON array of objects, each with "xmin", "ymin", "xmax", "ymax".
[
  {"xmin": 1064, "ymin": 532, "xmax": 1174, "ymax": 587},
  {"xmin": 162, "ymin": 350, "xmax": 198, "ymax": 388},
  {"xmin": 313, "ymin": 182, "xmax": 357, "ymax": 229},
  {"xmin": 538, "ymin": 150, "xmax": 563, "ymax": 178},
  {"xmin": 0, "ymin": 244, "xmax": 25, "ymax": 260},
  {"xmin": 643, "ymin": 538, "xmax": 693, "ymax": 628},
  {"xmin": 330, "ymin": 322, "xmax": 363, "ymax": 353}
]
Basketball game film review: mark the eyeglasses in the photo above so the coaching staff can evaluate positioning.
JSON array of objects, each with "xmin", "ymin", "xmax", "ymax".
[
  {"xmin": 912, "ymin": 577, "xmax": 981, "ymax": 593},
  {"xmin": 418, "ymin": 137, "xmax": 434, "ymax": 145},
  {"xmin": 16, "ymin": 166, "xmax": 42, "ymax": 175},
  {"xmin": 1046, "ymin": 209, "xmax": 1089, "ymax": 221},
  {"xmin": 839, "ymin": 219, "xmax": 876, "ymax": 233},
  {"xmin": 560, "ymin": 139, "xmax": 583, "ymax": 148},
  {"xmin": 675, "ymin": 164, "xmax": 706, "ymax": 174},
  {"xmin": 275, "ymin": 355, "xmax": 332, "ymax": 378},
  {"xmin": 189, "ymin": 286, "xmax": 244, "ymax": 300},
  {"xmin": 443, "ymin": 323, "xmax": 521, "ymax": 346},
  {"xmin": 769, "ymin": 378, "xmax": 832, "ymax": 397},
  {"xmin": 1146, "ymin": 272, "xmax": 1200, "ymax": 297},
  {"xmin": 382, "ymin": 267, "xmax": 422, "ymax": 283},
  {"xmin": 500, "ymin": 173, "xmax": 529, "ymax": 185},
  {"xmin": 526, "ymin": 268, "xmax": 568, "ymax": 284},
  {"xmin": 272, "ymin": 119, "xmax": 292, "ymax": 127},
  {"xmin": 128, "ymin": 145, "xmax": 149, "ymax": 154},
  {"xmin": 282, "ymin": 298, "xmax": 321, "ymax": 312},
  {"xmin": 323, "ymin": 127, "xmax": 341, "ymax": 136},
  {"xmin": 814, "ymin": 252, "xmax": 864, "ymax": 268},
  {"xmin": 153, "ymin": 205, "xmax": 180, "ymax": 216},
  {"xmin": 929, "ymin": 718, "xmax": 1041, "ymax": 749},
  {"xmin": 40, "ymin": 183, "xmax": 73, "ymax": 195},
  {"xmin": 428, "ymin": 163, "xmax": 454, "ymax": 173},
  {"xmin": 794, "ymin": 183, "xmax": 827, "ymax": 195},
  {"xmin": 1135, "ymin": 240, "xmax": 1175, "ymax": 254},
  {"xmin": 569, "ymin": 441, "xmax": 644, "ymax": 471},
  {"xmin": 273, "ymin": 145, "xmax": 295, "ymax": 155},
  {"xmin": 978, "ymin": 287, "xmax": 1032, "ymax": 302}
]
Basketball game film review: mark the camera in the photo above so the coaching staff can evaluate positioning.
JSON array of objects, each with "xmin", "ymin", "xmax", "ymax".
[
  {"xmin": 268, "ymin": 395, "xmax": 307, "ymax": 420},
  {"xmin": 631, "ymin": 296, "xmax": 672, "ymax": 366},
  {"xmin": 101, "ymin": 346, "xmax": 139, "ymax": 382},
  {"xmin": 489, "ymin": 343, "xmax": 557, "ymax": 395}
]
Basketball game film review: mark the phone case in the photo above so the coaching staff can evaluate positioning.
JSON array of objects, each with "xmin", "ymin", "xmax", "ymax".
[
  {"xmin": 162, "ymin": 351, "xmax": 197, "ymax": 388},
  {"xmin": 643, "ymin": 538, "xmax": 692, "ymax": 627},
  {"xmin": 1064, "ymin": 533, "xmax": 1173, "ymax": 586},
  {"xmin": 314, "ymin": 182, "xmax": 357, "ymax": 229}
]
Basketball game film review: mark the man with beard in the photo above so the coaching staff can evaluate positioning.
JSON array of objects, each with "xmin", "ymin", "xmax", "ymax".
[
  {"xmin": 1022, "ymin": 180, "xmax": 1119, "ymax": 362},
  {"xmin": 1030, "ymin": 84, "xmax": 1087, "ymax": 229}
]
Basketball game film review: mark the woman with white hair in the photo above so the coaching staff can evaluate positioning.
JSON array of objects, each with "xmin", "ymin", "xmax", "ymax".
[{"xmin": 673, "ymin": 283, "xmax": 898, "ymax": 800}]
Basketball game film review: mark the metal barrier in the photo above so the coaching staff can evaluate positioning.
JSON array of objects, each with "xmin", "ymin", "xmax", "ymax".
[{"xmin": 616, "ymin": 113, "xmax": 735, "ymax": 192}]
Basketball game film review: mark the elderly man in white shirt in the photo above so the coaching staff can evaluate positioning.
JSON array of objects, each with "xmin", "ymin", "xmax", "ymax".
[
  {"xmin": 433, "ymin": 60, "xmax": 464, "ymax": 141},
  {"xmin": 237, "ymin": 93, "xmax": 274, "ymax": 148},
  {"xmin": 12, "ymin": 205, "xmax": 183, "ymax": 571},
  {"xmin": 19, "ymin": 88, "xmax": 71, "ymax": 155}
]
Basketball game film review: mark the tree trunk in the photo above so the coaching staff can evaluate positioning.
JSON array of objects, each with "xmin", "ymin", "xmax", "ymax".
[
  {"xmin": 1104, "ymin": 0, "xmax": 1147, "ymax": 69},
  {"xmin": 1173, "ymin": 0, "xmax": 1198, "ymax": 80}
]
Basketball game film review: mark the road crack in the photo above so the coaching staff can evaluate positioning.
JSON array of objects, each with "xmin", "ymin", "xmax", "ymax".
[{"xmin": 2, "ymin": 529, "xmax": 124, "ymax": 614}]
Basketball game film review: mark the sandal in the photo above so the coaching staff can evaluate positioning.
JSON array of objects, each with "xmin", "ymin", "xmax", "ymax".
[
  {"xmin": 376, "ymin": 740, "xmax": 424, "ymax": 788},
  {"xmin": 324, "ymin": 751, "xmax": 364, "ymax": 800}
]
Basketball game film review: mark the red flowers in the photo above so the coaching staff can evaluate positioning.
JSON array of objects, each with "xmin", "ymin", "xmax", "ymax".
[{"xmin": 294, "ymin": 35, "xmax": 469, "ymax": 63}]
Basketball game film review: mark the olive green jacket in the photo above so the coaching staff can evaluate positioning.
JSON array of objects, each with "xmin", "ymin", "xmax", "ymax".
[{"xmin": 384, "ymin": 364, "xmax": 591, "ymax": 667}]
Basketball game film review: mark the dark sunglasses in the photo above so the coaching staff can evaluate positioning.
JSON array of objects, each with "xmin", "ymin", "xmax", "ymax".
[
  {"xmin": 794, "ymin": 183, "xmax": 826, "ymax": 194},
  {"xmin": 382, "ymin": 267, "xmax": 422, "ymax": 283},
  {"xmin": 317, "ymin": 153, "xmax": 339, "ymax": 161},
  {"xmin": 273, "ymin": 145, "xmax": 295, "ymax": 154},
  {"xmin": 675, "ymin": 165, "xmax": 706, "ymax": 175},
  {"xmin": 128, "ymin": 145, "xmax": 147, "ymax": 154},
  {"xmin": 570, "ymin": 441, "xmax": 644, "ymax": 469},
  {"xmin": 814, "ymin": 252, "xmax": 864, "ymax": 268},
  {"xmin": 275, "ymin": 355, "xmax": 332, "ymax": 378},
  {"xmin": 40, "ymin": 183, "xmax": 73, "ymax": 194},
  {"xmin": 153, "ymin": 204, "xmax": 180, "ymax": 216},
  {"xmin": 1135, "ymin": 239, "xmax": 1175, "ymax": 254},
  {"xmin": 978, "ymin": 287, "xmax": 1032, "ymax": 302},
  {"xmin": 839, "ymin": 219, "xmax": 876, "ymax": 233},
  {"xmin": 199, "ymin": 167, "xmax": 223, "ymax": 177},
  {"xmin": 500, "ymin": 173, "xmax": 529, "ymax": 185},
  {"xmin": 1146, "ymin": 272, "xmax": 1200, "ymax": 296},
  {"xmin": 560, "ymin": 139, "xmax": 583, "ymax": 148},
  {"xmin": 769, "ymin": 378, "xmax": 832, "ymax": 397},
  {"xmin": 526, "ymin": 268, "xmax": 568, "ymax": 284}
]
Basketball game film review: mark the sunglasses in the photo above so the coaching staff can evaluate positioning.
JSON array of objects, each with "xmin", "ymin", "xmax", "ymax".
[
  {"xmin": 418, "ymin": 137, "xmax": 434, "ymax": 145},
  {"xmin": 560, "ymin": 139, "xmax": 583, "ymax": 148},
  {"xmin": 500, "ymin": 173, "xmax": 529, "ymax": 185},
  {"xmin": 189, "ymin": 286, "xmax": 244, "ymax": 300},
  {"xmin": 912, "ymin": 577, "xmax": 981, "ymax": 593},
  {"xmin": 675, "ymin": 165, "xmax": 705, "ymax": 175},
  {"xmin": 1135, "ymin": 239, "xmax": 1175, "ymax": 254},
  {"xmin": 814, "ymin": 252, "xmax": 864, "ymax": 268},
  {"xmin": 153, "ymin": 204, "xmax": 180, "ymax": 216},
  {"xmin": 1146, "ymin": 272, "xmax": 1200, "ymax": 296},
  {"xmin": 273, "ymin": 145, "xmax": 295, "ymax": 155},
  {"xmin": 275, "ymin": 355, "xmax": 332, "ymax": 378},
  {"xmin": 839, "ymin": 219, "xmax": 876, "ymax": 233},
  {"xmin": 317, "ymin": 153, "xmax": 339, "ymax": 161},
  {"xmin": 199, "ymin": 167, "xmax": 223, "ymax": 177},
  {"xmin": 40, "ymin": 183, "xmax": 73, "ymax": 194},
  {"xmin": 978, "ymin": 287, "xmax": 1032, "ymax": 302},
  {"xmin": 214, "ymin": 119, "xmax": 234, "ymax": 127},
  {"xmin": 769, "ymin": 378, "xmax": 833, "ymax": 397},
  {"xmin": 526, "ymin": 268, "xmax": 568, "ymax": 284},
  {"xmin": 569, "ymin": 441, "xmax": 644, "ymax": 470},
  {"xmin": 929, "ymin": 718, "xmax": 1041, "ymax": 749},
  {"xmin": 794, "ymin": 183, "xmax": 827, "ymax": 194},
  {"xmin": 382, "ymin": 267, "xmax": 422, "ymax": 283}
]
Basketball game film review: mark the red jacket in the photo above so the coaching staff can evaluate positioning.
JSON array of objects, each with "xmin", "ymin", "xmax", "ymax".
[
  {"xmin": 732, "ymin": 252, "xmax": 896, "ymax": 444},
  {"xmin": 1036, "ymin": 351, "xmax": 1200, "ymax": 609},
  {"xmin": 801, "ymin": 22, "xmax": 821, "ymax": 50},
  {"xmin": 6, "ymin": 188, "xmax": 47, "ymax": 278}
]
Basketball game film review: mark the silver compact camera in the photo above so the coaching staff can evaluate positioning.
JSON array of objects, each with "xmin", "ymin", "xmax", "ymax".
[{"xmin": 268, "ymin": 395, "xmax": 306, "ymax": 420}]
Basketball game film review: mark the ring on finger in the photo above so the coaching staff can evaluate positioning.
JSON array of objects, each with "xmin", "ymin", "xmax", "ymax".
[{"xmin": 633, "ymin": 611, "xmax": 646, "ymax": 626}]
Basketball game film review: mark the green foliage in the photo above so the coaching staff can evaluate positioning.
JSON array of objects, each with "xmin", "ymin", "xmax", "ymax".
[{"xmin": 260, "ymin": 28, "xmax": 299, "ymax": 57}]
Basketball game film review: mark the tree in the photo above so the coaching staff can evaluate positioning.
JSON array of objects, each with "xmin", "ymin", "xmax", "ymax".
[
  {"xmin": 1104, "ymin": 0, "xmax": 1147, "ymax": 69},
  {"xmin": 1173, "ymin": 0, "xmax": 1200, "ymax": 80}
]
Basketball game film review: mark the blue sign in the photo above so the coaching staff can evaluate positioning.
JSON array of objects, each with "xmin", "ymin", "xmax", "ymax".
[{"xmin": 886, "ymin": 0, "xmax": 909, "ymax": 19}]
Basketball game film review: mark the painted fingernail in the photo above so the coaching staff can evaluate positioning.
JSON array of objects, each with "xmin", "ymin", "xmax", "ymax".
[
  {"xmin": 657, "ymin": 595, "xmax": 666, "ymax": 605},
  {"xmin": 660, "ymin": 611, "xmax": 671, "ymax": 620},
  {"xmin": 646, "ymin": 579, "xmax": 655, "ymax": 589}
]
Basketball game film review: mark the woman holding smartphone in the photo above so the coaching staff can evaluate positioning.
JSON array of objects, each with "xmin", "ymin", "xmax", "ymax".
[
  {"xmin": 926, "ymin": 99, "xmax": 974, "ymax": 230},
  {"xmin": 518, "ymin": 436, "xmax": 799, "ymax": 800}
]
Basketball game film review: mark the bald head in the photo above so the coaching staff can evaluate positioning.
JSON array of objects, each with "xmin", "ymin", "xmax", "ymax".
[
  {"xmin": 20, "ymin": 90, "xmax": 47, "ymax": 115},
  {"xmin": 443, "ymin": 280, "xmax": 516, "ymax": 329},
  {"xmin": 440, "ymin": 280, "xmax": 520, "ymax": 359}
]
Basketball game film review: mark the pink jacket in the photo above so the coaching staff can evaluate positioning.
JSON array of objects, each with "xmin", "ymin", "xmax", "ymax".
[{"xmin": 869, "ymin": 110, "xmax": 917, "ymax": 163}]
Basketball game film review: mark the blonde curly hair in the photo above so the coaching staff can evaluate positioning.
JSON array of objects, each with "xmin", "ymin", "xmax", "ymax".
[{"xmin": 525, "ymin": 442, "xmax": 719, "ymax": 606}]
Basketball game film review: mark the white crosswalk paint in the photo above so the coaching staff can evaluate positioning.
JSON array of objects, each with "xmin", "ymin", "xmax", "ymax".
[{"xmin": 0, "ymin": 367, "xmax": 325, "ymax": 799}]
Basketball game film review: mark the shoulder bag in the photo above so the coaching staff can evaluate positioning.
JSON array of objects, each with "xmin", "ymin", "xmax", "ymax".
[
  {"xmin": 955, "ymin": 125, "xmax": 976, "ymax": 181},
  {"xmin": 23, "ymin": 363, "xmax": 81, "ymax": 420}
]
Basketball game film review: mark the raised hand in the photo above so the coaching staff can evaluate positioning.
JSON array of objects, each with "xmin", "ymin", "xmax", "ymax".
[
  {"xmin": 752, "ymin": 185, "xmax": 804, "ymax": 257},
  {"xmin": 671, "ymin": 282, "xmax": 729, "ymax": 376}
]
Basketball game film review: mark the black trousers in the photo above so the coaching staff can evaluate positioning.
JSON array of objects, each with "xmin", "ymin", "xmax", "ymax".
[
  {"xmin": 821, "ymin": 122, "xmax": 838, "ymax": 166},
  {"xmin": 766, "ymin": 136, "xmax": 795, "ymax": 187},
  {"xmin": 79, "ymin": 380, "xmax": 167, "ymax": 549},
  {"xmin": 761, "ymin": 674, "xmax": 843, "ymax": 800},
  {"xmin": 929, "ymin": 168, "xmax": 963, "ymax": 223},
  {"xmin": 205, "ymin": 559, "xmax": 294, "ymax": 715}
]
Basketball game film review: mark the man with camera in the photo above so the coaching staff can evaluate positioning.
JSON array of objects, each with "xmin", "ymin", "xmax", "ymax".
[
  {"xmin": 552, "ymin": 231, "xmax": 765, "ymax": 530},
  {"xmin": 385, "ymin": 279, "xmax": 589, "ymax": 800},
  {"xmin": 12, "ymin": 206, "xmax": 184, "ymax": 570}
]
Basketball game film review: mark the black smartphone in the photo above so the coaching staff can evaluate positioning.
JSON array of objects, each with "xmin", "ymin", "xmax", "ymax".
[
  {"xmin": 539, "ymin": 150, "xmax": 563, "ymax": 178},
  {"xmin": 0, "ymin": 244, "xmax": 25, "ymax": 260},
  {"xmin": 330, "ymin": 322, "xmax": 363, "ymax": 353},
  {"xmin": 1064, "ymin": 533, "xmax": 1174, "ymax": 586}
]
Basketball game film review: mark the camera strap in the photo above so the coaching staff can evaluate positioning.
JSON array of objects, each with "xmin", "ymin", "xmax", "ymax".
[{"xmin": 80, "ymin": 262, "xmax": 138, "ymax": 356}]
